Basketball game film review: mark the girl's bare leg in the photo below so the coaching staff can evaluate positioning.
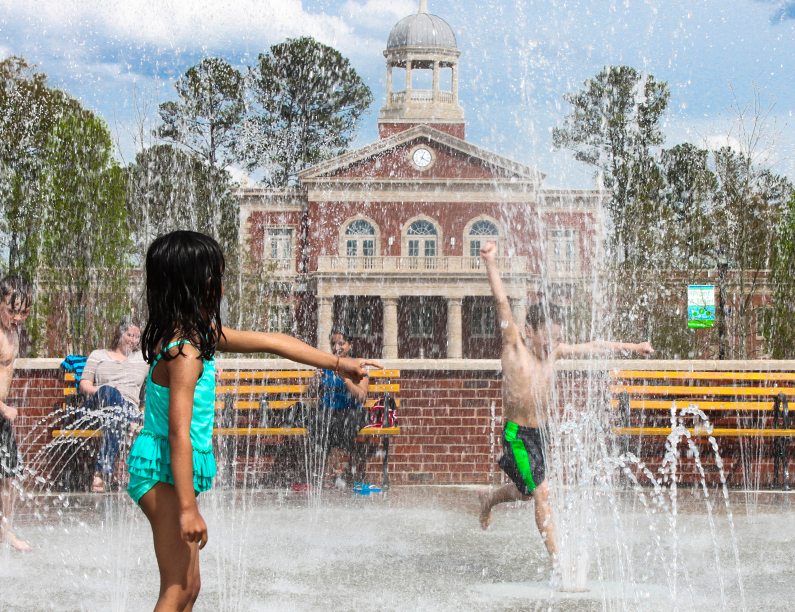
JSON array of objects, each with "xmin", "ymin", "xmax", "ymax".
[
  {"xmin": 139, "ymin": 483, "xmax": 201, "ymax": 612},
  {"xmin": 0, "ymin": 478, "xmax": 31, "ymax": 551}
]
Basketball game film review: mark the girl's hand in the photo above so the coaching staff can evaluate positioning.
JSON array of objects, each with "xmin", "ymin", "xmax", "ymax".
[
  {"xmin": 338, "ymin": 358, "xmax": 383, "ymax": 384},
  {"xmin": 180, "ymin": 506, "xmax": 209, "ymax": 550},
  {"xmin": 1, "ymin": 404, "xmax": 16, "ymax": 423}
]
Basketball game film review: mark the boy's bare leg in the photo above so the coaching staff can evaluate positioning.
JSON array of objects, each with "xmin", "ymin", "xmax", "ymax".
[
  {"xmin": 0, "ymin": 477, "xmax": 32, "ymax": 551},
  {"xmin": 532, "ymin": 481, "xmax": 558, "ymax": 563},
  {"xmin": 478, "ymin": 483, "xmax": 529, "ymax": 530}
]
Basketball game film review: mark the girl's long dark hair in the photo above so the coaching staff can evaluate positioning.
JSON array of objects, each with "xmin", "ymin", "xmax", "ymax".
[{"xmin": 141, "ymin": 231, "xmax": 225, "ymax": 364}]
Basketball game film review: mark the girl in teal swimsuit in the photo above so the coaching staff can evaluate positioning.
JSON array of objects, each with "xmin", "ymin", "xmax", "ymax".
[{"xmin": 128, "ymin": 231, "xmax": 381, "ymax": 612}]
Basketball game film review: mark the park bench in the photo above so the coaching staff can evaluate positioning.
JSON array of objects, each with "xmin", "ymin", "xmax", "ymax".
[
  {"xmin": 212, "ymin": 369, "xmax": 401, "ymax": 488},
  {"xmin": 53, "ymin": 368, "xmax": 401, "ymax": 488},
  {"xmin": 610, "ymin": 370, "xmax": 794, "ymax": 489}
]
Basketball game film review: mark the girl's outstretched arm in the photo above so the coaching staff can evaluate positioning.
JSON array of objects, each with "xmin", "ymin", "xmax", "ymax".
[
  {"xmin": 218, "ymin": 328, "xmax": 383, "ymax": 383},
  {"xmin": 162, "ymin": 345, "xmax": 209, "ymax": 549}
]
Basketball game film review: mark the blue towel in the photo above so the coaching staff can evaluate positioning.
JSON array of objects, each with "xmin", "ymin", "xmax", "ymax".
[{"xmin": 60, "ymin": 355, "xmax": 88, "ymax": 394}]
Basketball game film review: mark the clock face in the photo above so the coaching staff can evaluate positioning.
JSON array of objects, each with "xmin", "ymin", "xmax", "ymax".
[{"xmin": 412, "ymin": 147, "xmax": 433, "ymax": 169}]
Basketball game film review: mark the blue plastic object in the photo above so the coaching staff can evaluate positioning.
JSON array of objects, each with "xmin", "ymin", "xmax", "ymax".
[{"xmin": 352, "ymin": 482, "xmax": 382, "ymax": 496}]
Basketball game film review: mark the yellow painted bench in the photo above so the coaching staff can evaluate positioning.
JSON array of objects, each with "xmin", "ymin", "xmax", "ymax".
[
  {"xmin": 55, "ymin": 369, "xmax": 402, "ymax": 488},
  {"xmin": 610, "ymin": 369, "xmax": 793, "ymax": 488}
]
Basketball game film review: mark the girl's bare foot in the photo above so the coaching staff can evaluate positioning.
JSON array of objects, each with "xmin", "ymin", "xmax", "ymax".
[
  {"xmin": 478, "ymin": 491, "xmax": 493, "ymax": 530},
  {"xmin": 4, "ymin": 529, "xmax": 32, "ymax": 552}
]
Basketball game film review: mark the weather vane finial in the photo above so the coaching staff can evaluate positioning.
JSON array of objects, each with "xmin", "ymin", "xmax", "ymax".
[{"xmin": 419, "ymin": 0, "xmax": 427, "ymax": 14}]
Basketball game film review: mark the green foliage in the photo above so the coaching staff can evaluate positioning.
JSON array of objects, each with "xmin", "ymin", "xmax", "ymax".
[
  {"xmin": 126, "ymin": 144, "xmax": 239, "ymax": 262},
  {"xmin": 41, "ymin": 98, "xmax": 132, "ymax": 355},
  {"xmin": 553, "ymin": 66, "xmax": 670, "ymax": 265},
  {"xmin": 0, "ymin": 56, "xmax": 60, "ymax": 278},
  {"xmin": 767, "ymin": 192, "xmax": 795, "ymax": 358},
  {"xmin": 157, "ymin": 58, "xmax": 244, "ymax": 171},
  {"xmin": 242, "ymin": 36, "xmax": 373, "ymax": 186}
]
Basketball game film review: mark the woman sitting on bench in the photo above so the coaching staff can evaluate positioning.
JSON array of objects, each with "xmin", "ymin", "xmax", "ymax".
[
  {"xmin": 307, "ymin": 328, "xmax": 370, "ymax": 488},
  {"xmin": 79, "ymin": 316, "xmax": 149, "ymax": 492}
]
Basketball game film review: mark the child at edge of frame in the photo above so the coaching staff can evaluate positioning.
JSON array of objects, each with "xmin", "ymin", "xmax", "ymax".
[
  {"xmin": 126, "ymin": 230, "xmax": 382, "ymax": 612},
  {"xmin": 477, "ymin": 240, "xmax": 654, "ymax": 570}
]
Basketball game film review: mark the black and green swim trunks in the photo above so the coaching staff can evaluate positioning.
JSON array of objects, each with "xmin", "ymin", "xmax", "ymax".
[{"xmin": 497, "ymin": 421, "xmax": 548, "ymax": 496}]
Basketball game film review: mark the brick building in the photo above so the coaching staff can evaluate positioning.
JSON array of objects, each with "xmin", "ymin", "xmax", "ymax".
[{"xmin": 238, "ymin": 1, "xmax": 605, "ymax": 359}]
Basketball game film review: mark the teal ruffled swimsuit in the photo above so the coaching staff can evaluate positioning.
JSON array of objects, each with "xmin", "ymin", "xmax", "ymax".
[{"xmin": 126, "ymin": 341, "xmax": 217, "ymax": 505}]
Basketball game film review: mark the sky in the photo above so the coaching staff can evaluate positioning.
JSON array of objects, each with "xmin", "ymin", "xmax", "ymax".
[{"xmin": 1, "ymin": 0, "xmax": 794, "ymax": 188}]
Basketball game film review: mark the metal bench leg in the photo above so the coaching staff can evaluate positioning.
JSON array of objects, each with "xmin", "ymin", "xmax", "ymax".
[
  {"xmin": 223, "ymin": 393, "xmax": 235, "ymax": 488},
  {"xmin": 382, "ymin": 434, "xmax": 390, "ymax": 490},
  {"xmin": 619, "ymin": 391, "xmax": 630, "ymax": 487}
]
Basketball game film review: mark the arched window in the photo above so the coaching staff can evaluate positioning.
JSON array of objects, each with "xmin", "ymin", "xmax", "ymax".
[
  {"xmin": 466, "ymin": 219, "xmax": 500, "ymax": 269},
  {"xmin": 343, "ymin": 219, "xmax": 377, "ymax": 269},
  {"xmin": 406, "ymin": 220, "xmax": 438, "ymax": 269}
]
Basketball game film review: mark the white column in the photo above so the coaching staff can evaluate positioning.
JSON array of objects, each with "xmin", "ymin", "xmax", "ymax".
[
  {"xmin": 432, "ymin": 60, "xmax": 439, "ymax": 103},
  {"xmin": 451, "ymin": 62, "xmax": 458, "ymax": 104},
  {"xmin": 447, "ymin": 297, "xmax": 463, "ymax": 359},
  {"xmin": 386, "ymin": 62, "xmax": 393, "ymax": 103},
  {"xmin": 316, "ymin": 296, "xmax": 333, "ymax": 350},
  {"xmin": 383, "ymin": 297, "xmax": 399, "ymax": 359},
  {"xmin": 405, "ymin": 60, "xmax": 412, "ymax": 102}
]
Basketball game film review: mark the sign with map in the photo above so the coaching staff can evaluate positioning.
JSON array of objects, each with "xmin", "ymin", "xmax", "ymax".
[{"xmin": 687, "ymin": 285, "xmax": 716, "ymax": 328}]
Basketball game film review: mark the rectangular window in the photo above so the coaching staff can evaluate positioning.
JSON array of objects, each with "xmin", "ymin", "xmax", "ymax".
[
  {"xmin": 348, "ymin": 305, "xmax": 373, "ymax": 337},
  {"xmin": 346, "ymin": 240, "xmax": 357, "ymax": 257},
  {"xmin": 268, "ymin": 305, "xmax": 293, "ymax": 334},
  {"xmin": 408, "ymin": 240, "xmax": 420, "ymax": 258},
  {"xmin": 362, "ymin": 240, "xmax": 374, "ymax": 257},
  {"xmin": 471, "ymin": 304, "xmax": 496, "ymax": 337},
  {"xmin": 424, "ymin": 239, "xmax": 436, "ymax": 258},
  {"xmin": 267, "ymin": 228, "xmax": 293, "ymax": 271},
  {"xmin": 409, "ymin": 305, "xmax": 434, "ymax": 338},
  {"xmin": 470, "ymin": 240, "xmax": 481, "ymax": 257},
  {"xmin": 548, "ymin": 228, "xmax": 577, "ymax": 274}
]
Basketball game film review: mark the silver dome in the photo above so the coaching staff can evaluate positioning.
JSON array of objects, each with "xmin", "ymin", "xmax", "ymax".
[{"xmin": 386, "ymin": 13, "xmax": 457, "ymax": 49}]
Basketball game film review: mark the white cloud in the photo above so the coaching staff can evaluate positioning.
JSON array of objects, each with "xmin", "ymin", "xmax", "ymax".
[
  {"xmin": 340, "ymin": 0, "xmax": 415, "ymax": 30},
  {"xmin": 1, "ymin": 0, "xmax": 355, "ymax": 50}
]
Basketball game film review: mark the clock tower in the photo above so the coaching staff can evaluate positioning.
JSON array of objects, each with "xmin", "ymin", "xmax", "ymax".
[{"xmin": 378, "ymin": 0, "xmax": 466, "ymax": 140}]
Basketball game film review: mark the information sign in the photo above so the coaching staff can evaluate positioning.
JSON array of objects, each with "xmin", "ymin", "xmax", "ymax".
[{"xmin": 687, "ymin": 285, "xmax": 715, "ymax": 328}]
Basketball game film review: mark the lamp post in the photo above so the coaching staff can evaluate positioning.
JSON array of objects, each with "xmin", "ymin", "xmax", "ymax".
[{"xmin": 717, "ymin": 250, "xmax": 729, "ymax": 360}]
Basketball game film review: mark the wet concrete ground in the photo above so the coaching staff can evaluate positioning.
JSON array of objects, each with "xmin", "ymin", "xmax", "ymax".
[{"xmin": 0, "ymin": 486, "xmax": 793, "ymax": 611}]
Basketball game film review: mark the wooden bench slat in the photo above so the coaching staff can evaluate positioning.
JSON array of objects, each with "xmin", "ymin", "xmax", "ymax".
[
  {"xmin": 213, "ymin": 427, "xmax": 401, "ymax": 436},
  {"xmin": 367, "ymin": 370, "xmax": 400, "ymax": 378},
  {"xmin": 216, "ymin": 398, "xmax": 401, "ymax": 410},
  {"xmin": 370, "ymin": 384, "xmax": 399, "ymax": 392},
  {"xmin": 611, "ymin": 371, "xmax": 795, "ymax": 382},
  {"xmin": 214, "ymin": 427, "xmax": 307, "ymax": 436},
  {"xmin": 52, "ymin": 430, "xmax": 102, "ymax": 438},
  {"xmin": 611, "ymin": 385, "xmax": 795, "ymax": 397},
  {"xmin": 218, "ymin": 369, "xmax": 400, "ymax": 380},
  {"xmin": 64, "ymin": 388, "xmax": 76, "ymax": 396},
  {"xmin": 220, "ymin": 371, "xmax": 314, "ymax": 380},
  {"xmin": 65, "ymin": 373, "xmax": 76, "ymax": 381},
  {"xmin": 610, "ymin": 399, "xmax": 776, "ymax": 411},
  {"xmin": 54, "ymin": 426, "xmax": 402, "ymax": 438},
  {"xmin": 216, "ymin": 385, "xmax": 307, "ymax": 394},
  {"xmin": 613, "ymin": 427, "xmax": 795, "ymax": 437}
]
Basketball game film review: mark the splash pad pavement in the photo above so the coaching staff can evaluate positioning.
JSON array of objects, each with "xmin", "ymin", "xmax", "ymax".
[{"xmin": 0, "ymin": 485, "xmax": 792, "ymax": 612}]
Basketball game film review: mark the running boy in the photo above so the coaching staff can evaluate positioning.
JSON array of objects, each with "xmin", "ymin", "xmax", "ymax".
[
  {"xmin": 0, "ymin": 275, "xmax": 34, "ymax": 552},
  {"xmin": 478, "ymin": 242, "xmax": 652, "ymax": 563}
]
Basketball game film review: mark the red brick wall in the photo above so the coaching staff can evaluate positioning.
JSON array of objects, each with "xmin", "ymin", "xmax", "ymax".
[
  {"xmin": 378, "ymin": 122, "xmax": 466, "ymax": 140},
  {"xmin": 9, "ymin": 363, "xmax": 792, "ymax": 491}
]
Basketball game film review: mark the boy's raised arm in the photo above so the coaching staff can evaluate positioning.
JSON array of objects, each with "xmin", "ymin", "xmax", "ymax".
[{"xmin": 481, "ymin": 241, "xmax": 522, "ymax": 346}]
